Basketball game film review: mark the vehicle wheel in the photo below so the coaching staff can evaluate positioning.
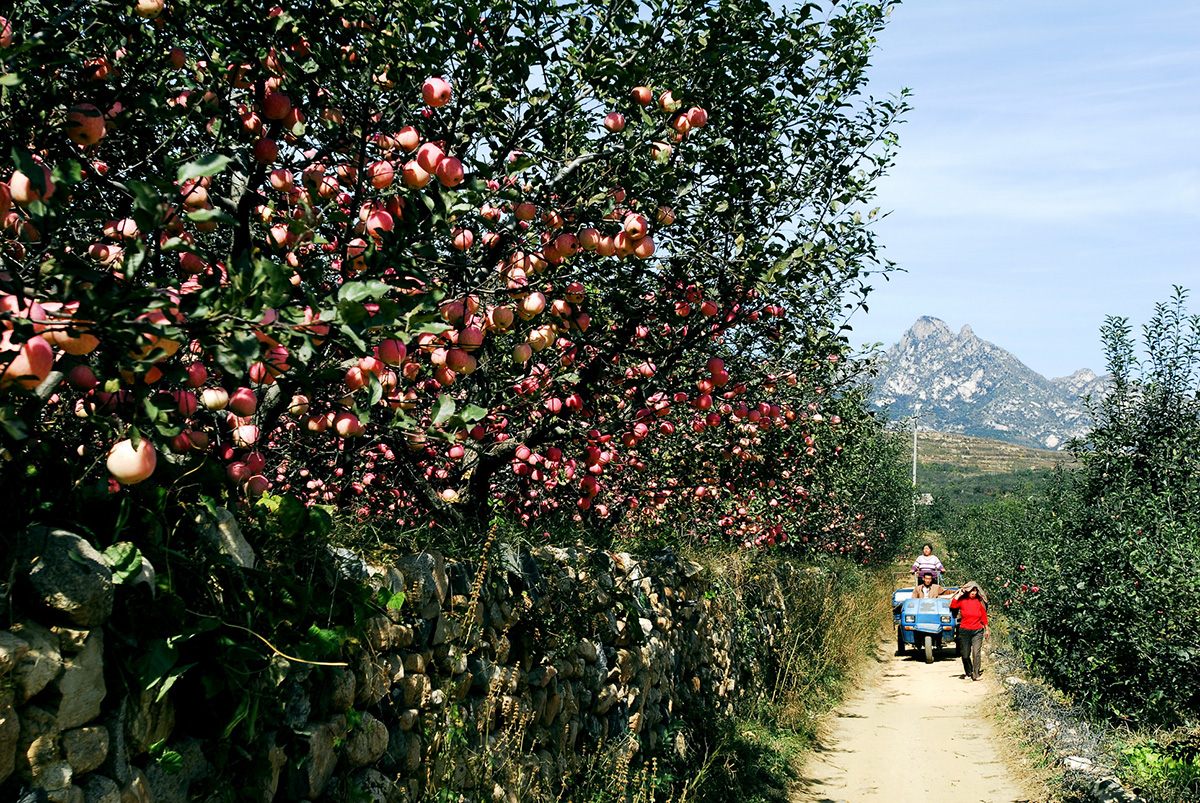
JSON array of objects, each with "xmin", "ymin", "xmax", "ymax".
[
  {"xmin": 896, "ymin": 628, "xmax": 905, "ymax": 656},
  {"xmin": 924, "ymin": 635, "xmax": 934, "ymax": 664}
]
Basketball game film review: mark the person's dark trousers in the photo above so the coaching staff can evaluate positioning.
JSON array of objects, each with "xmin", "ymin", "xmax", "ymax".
[{"xmin": 959, "ymin": 627, "xmax": 984, "ymax": 678}]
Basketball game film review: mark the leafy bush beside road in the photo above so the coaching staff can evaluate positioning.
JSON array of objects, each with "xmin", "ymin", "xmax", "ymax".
[{"xmin": 947, "ymin": 289, "xmax": 1200, "ymax": 726}]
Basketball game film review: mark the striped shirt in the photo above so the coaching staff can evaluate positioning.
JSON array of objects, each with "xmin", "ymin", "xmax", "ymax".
[{"xmin": 911, "ymin": 554, "xmax": 945, "ymax": 575}]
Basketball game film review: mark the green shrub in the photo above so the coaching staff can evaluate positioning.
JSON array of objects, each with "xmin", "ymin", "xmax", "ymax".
[{"xmin": 947, "ymin": 289, "xmax": 1200, "ymax": 725}]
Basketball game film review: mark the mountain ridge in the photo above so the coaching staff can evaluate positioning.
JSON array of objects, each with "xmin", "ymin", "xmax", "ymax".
[{"xmin": 870, "ymin": 316, "xmax": 1109, "ymax": 450}]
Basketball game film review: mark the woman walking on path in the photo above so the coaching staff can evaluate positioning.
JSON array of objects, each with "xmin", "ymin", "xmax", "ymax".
[{"xmin": 950, "ymin": 581, "xmax": 989, "ymax": 680}]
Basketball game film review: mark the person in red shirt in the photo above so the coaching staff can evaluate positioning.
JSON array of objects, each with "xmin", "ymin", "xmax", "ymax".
[{"xmin": 950, "ymin": 581, "xmax": 990, "ymax": 681}]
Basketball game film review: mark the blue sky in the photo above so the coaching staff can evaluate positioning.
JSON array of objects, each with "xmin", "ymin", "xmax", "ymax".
[{"xmin": 845, "ymin": 0, "xmax": 1200, "ymax": 378}]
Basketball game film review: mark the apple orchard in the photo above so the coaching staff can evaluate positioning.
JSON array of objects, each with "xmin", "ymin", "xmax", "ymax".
[{"xmin": 0, "ymin": 0, "xmax": 910, "ymax": 559}]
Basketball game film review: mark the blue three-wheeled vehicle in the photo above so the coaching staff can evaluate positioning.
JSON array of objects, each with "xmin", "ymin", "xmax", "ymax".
[{"xmin": 892, "ymin": 573, "xmax": 958, "ymax": 663}]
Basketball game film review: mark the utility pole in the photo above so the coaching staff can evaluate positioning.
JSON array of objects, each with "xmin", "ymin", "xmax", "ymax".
[{"xmin": 912, "ymin": 402, "xmax": 920, "ymax": 487}]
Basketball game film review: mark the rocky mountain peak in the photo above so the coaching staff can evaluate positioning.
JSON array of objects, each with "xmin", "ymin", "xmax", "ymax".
[
  {"xmin": 871, "ymin": 318, "xmax": 1110, "ymax": 450},
  {"xmin": 908, "ymin": 315, "xmax": 953, "ymax": 340}
]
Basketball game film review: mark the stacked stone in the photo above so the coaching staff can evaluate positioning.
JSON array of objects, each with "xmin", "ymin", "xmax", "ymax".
[{"xmin": 3, "ymin": 523, "xmax": 792, "ymax": 802}]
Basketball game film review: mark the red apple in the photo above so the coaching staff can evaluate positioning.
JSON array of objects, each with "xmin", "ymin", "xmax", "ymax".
[
  {"xmin": 377, "ymin": 339, "xmax": 407, "ymax": 366},
  {"xmin": 134, "ymin": 0, "xmax": 165, "ymax": 19},
  {"xmin": 445, "ymin": 348, "xmax": 476, "ymax": 375},
  {"xmin": 396, "ymin": 126, "xmax": 420, "ymax": 151},
  {"xmin": 269, "ymin": 169, "xmax": 293, "ymax": 191},
  {"xmin": 0, "ymin": 332, "xmax": 53, "ymax": 388},
  {"xmin": 66, "ymin": 105, "xmax": 106, "ymax": 147},
  {"xmin": 68, "ymin": 365, "xmax": 98, "ymax": 390},
  {"xmin": 435, "ymin": 156, "xmax": 464, "ymax": 187},
  {"xmin": 184, "ymin": 362, "xmax": 208, "ymax": 388},
  {"xmin": 402, "ymin": 160, "xmax": 431, "ymax": 189},
  {"xmin": 253, "ymin": 138, "xmax": 279, "ymax": 163},
  {"xmin": 106, "ymin": 438, "xmax": 157, "ymax": 484},
  {"xmin": 365, "ymin": 209, "xmax": 395, "ymax": 238},
  {"xmin": 228, "ymin": 387, "xmax": 258, "ymax": 416},
  {"xmin": 416, "ymin": 142, "xmax": 445, "ymax": 172},
  {"xmin": 245, "ymin": 475, "xmax": 270, "ymax": 496},
  {"xmin": 624, "ymin": 213, "xmax": 649, "ymax": 239},
  {"xmin": 632, "ymin": 236, "xmax": 655, "ymax": 259},
  {"xmin": 422, "ymin": 77, "xmax": 453, "ymax": 107},
  {"xmin": 458, "ymin": 326, "xmax": 484, "ymax": 351},
  {"xmin": 261, "ymin": 91, "xmax": 292, "ymax": 120},
  {"xmin": 367, "ymin": 160, "xmax": 394, "ymax": 189},
  {"xmin": 232, "ymin": 424, "xmax": 260, "ymax": 447},
  {"xmin": 10, "ymin": 166, "xmax": 56, "ymax": 206}
]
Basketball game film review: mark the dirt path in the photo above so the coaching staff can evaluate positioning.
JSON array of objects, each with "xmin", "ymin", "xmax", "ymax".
[{"xmin": 791, "ymin": 640, "xmax": 1040, "ymax": 803}]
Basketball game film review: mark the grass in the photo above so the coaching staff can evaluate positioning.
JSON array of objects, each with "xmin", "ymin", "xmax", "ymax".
[
  {"xmin": 686, "ymin": 719, "xmax": 808, "ymax": 803},
  {"xmin": 680, "ymin": 556, "xmax": 896, "ymax": 803}
]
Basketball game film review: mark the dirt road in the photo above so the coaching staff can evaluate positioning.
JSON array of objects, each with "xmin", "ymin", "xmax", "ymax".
[{"xmin": 791, "ymin": 641, "xmax": 1039, "ymax": 803}]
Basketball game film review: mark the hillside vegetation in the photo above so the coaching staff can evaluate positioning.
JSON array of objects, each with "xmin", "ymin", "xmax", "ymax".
[
  {"xmin": 912, "ymin": 432, "xmax": 1067, "ymax": 532},
  {"xmin": 915, "ymin": 431, "xmax": 1068, "ymax": 474}
]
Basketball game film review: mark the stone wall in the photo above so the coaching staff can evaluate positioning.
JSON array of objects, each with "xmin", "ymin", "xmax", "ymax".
[{"xmin": 1, "ymin": 526, "xmax": 792, "ymax": 803}]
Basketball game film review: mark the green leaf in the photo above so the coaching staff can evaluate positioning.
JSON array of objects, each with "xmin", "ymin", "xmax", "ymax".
[
  {"xmin": 507, "ymin": 154, "xmax": 536, "ymax": 175},
  {"xmin": 220, "ymin": 693, "xmax": 257, "ymax": 739},
  {"xmin": 366, "ymin": 373, "xmax": 384, "ymax": 407},
  {"xmin": 186, "ymin": 207, "xmax": 235, "ymax": 224},
  {"xmin": 308, "ymin": 505, "xmax": 333, "ymax": 538},
  {"xmin": 274, "ymin": 495, "xmax": 309, "ymax": 538},
  {"xmin": 102, "ymin": 542, "xmax": 146, "ymax": 584},
  {"xmin": 432, "ymin": 394, "xmax": 455, "ymax": 426},
  {"xmin": 0, "ymin": 405, "xmax": 29, "ymax": 441},
  {"xmin": 10, "ymin": 148, "xmax": 39, "ymax": 177},
  {"xmin": 338, "ymin": 280, "xmax": 391, "ymax": 303},
  {"xmin": 177, "ymin": 154, "xmax": 232, "ymax": 183},
  {"xmin": 460, "ymin": 404, "xmax": 488, "ymax": 423},
  {"xmin": 214, "ymin": 330, "xmax": 261, "ymax": 375},
  {"xmin": 0, "ymin": 73, "xmax": 22, "ymax": 87},
  {"xmin": 51, "ymin": 161, "xmax": 84, "ymax": 186},
  {"xmin": 126, "ymin": 180, "xmax": 162, "ymax": 213},
  {"xmin": 156, "ymin": 749, "xmax": 184, "ymax": 775},
  {"xmin": 306, "ymin": 624, "xmax": 344, "ymax": 657}
]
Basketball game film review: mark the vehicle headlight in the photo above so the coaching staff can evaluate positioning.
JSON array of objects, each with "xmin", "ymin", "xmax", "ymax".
[
  {"xmin": 904, "ymin": 615, "xmax": 915, "ymax": 623},
  {"xmin": 941, "ymin": 615, "xmax": 952, "ymax": 624}
]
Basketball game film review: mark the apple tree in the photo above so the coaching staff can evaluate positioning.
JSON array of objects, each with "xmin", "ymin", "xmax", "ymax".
[{"xmin": 0, "ymin": 0, "xmax": 907, "ymax": 551}]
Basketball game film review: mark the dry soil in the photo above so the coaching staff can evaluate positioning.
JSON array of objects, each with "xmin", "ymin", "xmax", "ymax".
[{"xmin": 791, "ymin": 639, "xmax": 1042, "ymax": 803}]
